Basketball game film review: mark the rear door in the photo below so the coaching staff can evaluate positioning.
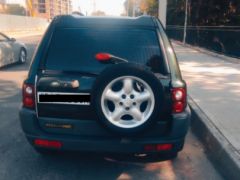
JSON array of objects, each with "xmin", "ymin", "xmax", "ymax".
[
  {"xmin": 36, "ymin": 70, "xmax": 98, "ymax": 120},
  {"xmin": 36, "ymin": 27, "xmax": 169, "ymax": 120}
]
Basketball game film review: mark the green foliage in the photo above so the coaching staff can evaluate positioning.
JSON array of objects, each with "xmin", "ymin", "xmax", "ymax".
[
  {"xmin": 167, "ymin": 0, "xmax": 185, "ymax": 25},
  {"xmin": 141, "ymin": 0, "xmax": 159, "ymax": 17},
  {"xmin": 167, "ymin": 0, "xmax": 240, "ymax": 26},
  {"xmin": 124, "ymin": 0, "xmax": 158, "ymax": 17},
  {"xmin": 123, "ymin": 0, "xmax": 240, "ymax": 26}
]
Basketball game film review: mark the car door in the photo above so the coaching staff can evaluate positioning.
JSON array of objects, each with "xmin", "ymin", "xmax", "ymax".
[{"xmin": 0, "ymin": 34, "xmax": 13, "ymax": 67}]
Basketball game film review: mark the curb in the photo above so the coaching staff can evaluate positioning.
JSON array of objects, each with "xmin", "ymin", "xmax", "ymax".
[
  {"xmin": 172, "ymin": 40, "xmax": 240, "ymax": 64},
  {"xmin": 188, "ymin": 96, "xmax": 240, "ymax": 180}
]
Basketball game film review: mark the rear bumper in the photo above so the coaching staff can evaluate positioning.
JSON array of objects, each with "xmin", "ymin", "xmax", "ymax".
[
  {"xmin": 19, "ymin": 106, "xmax": 191, "ymax": 153},
  {"xmin": 27, "ymin": 134, "xmax": 185, "ymax": 154}
]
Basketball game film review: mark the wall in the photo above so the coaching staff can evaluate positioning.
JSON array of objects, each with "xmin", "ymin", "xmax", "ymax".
[{"xmin": 0, "ymin": 14, "xmax": 48, "ymax": 32}]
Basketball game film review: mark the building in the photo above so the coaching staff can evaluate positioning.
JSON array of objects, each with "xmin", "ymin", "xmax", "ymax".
[
  {"xmin": 0, "ymin": 0, "xmax": 6, "ymax": 13},
  {"xmin": 27, "ymin": 0, "xmax": 72, "ymax": 19}
]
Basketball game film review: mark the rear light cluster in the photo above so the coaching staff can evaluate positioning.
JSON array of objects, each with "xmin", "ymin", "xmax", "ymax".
[
  {"xmin": 171, "ymin": 87, "xmax": 187, "ymax": 113},
  {"xmin": 22, "ymin": 83, "xmax": 35, "ymax": 109},
  {"xmin": 34, "ymin": 139, "xmax": 62, "ymax": 149},
  {"xmin": 144, "ymin": 144, "xmax": 173, "ymax": 152}
]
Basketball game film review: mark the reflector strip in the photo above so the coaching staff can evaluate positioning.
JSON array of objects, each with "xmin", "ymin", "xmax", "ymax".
[{"xmin": 34, "ymin": 139, "xmax": 62, "ymax": 149}]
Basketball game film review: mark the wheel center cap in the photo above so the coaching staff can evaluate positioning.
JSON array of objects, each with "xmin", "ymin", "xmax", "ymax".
[{"xmin": 124, "ymin": 99, "xmax": 132, "ymax": 107}]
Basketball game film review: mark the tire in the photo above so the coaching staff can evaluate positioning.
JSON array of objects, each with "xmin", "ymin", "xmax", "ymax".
[
  {"xmin": 19, "ymin": 48, "xmax": 27, "ymax": 64},
  {"xmin": 91, "ymin": 63, "xmax": 165, "ymax": 136}
]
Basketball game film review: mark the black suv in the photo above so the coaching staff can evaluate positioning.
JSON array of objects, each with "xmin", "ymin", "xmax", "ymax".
[{"xmin": 19, "ymin": 15, "xmax": 191, "ymax": 158}]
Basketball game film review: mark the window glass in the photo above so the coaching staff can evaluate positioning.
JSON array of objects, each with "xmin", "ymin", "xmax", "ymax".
[{"xmin": 45, "ymin": 28, "xmax": 164, "ymax": 74}]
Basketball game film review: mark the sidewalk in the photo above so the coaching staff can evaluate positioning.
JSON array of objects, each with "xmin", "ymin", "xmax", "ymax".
[{"xmin": 173, "ymin": 42, "xmax": 240, "ymax": 179}]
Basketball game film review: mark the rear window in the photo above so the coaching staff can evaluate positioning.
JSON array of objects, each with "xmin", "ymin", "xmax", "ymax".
[{"xmin": 45, "ymin": 28, "xmax": 164, "ymax": 73}]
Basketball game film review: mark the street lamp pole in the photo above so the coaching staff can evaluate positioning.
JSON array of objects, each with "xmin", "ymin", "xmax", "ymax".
[{"xmin": 183, "ymin": 0, "xmax": 189, "ymax": 44}]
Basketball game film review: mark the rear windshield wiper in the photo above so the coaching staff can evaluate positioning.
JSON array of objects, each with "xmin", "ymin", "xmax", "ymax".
[{"xmin": 95, "ymin": 53, "xmax": 128, "ymax": 64}]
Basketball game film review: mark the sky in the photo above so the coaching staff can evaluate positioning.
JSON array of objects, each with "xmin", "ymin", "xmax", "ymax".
[
  {"xmin": 6, "ymin": 0, "xmax": 126, "ymax": 16},
  {"xmin": 6, "ymin": 0, "xmax": 24, "ymax": 5},
  {"xmin": 72, "ymin": 0, "xmax": 126, "ymax": 16}
]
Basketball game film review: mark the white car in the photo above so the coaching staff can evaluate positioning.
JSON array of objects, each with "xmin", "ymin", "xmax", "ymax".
[{"xmin": 0, "ymin": 32, "xmax": 27, "ymax": 68}]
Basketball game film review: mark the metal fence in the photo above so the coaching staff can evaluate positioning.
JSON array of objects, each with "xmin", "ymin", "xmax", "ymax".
[{"xmin": 166, "ymin": 25, "xmax": 240, "ymax": 58}]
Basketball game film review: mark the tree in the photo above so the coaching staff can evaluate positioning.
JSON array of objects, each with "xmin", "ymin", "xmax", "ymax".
[
  {"xmin": 124, "ymin": 0, "xmax": 158, "ymax": 17},
  {"xmin": 124, "ymin": 0, "xmax": 240, "ymax": 25},
  {"xmin": 167, "ymin": 0, "xmax": 185, "ymax": 25},
  {"xmin": 167, "ymin": 0, "xmax": 240, "ymax": 26},
  {"xmin": 167, "ymin": 0, "xmax": 240, "ymax": 56},
  {"xmin": 140, "ymin": 0, "xmax": 158, "ymax": 17}
]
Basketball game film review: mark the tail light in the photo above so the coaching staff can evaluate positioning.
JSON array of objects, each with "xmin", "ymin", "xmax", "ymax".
[
  {"xmin": 171, "ymin": 87, "xmax": 186, "ymax": 113},
  {"xmin": 22, "ymin": 83, "xmax": 35, "ymax": 109},
  {"xmin": 34, "ymin": 139, "xmax": 62, "ymax": 149},
  {"xmin": 144, "ymin": 144, "xmax": 173, "ymax": 152}
]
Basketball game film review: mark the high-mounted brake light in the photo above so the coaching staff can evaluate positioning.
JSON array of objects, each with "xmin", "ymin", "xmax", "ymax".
[
  {"xmin": 22, "ymin": 83, "xmax": 35, "ymax": 109},
  {"xmin": 95, "ymin": 53, "xmax": 112, "ymax": 61},
  {"xmin": 95, "ymin": 53, "xmax": 128, "ymax": 64},
  {"xmin": 171, "ymin": 88, "xmax": 186, "ymax": 113}
]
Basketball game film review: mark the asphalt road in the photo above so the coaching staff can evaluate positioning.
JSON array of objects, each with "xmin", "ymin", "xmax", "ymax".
[{"xmin": 0, "ymin": 35, "xmax": 223, "ymax": 180}]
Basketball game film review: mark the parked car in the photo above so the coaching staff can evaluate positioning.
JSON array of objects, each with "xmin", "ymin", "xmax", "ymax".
[
  {"xmin": 19, "ymin": 15, "xmax": 191, "ymax": 159},
  {"xmin": 0, "ymin": 32, "xmax": 27, "ymax": 68}
]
